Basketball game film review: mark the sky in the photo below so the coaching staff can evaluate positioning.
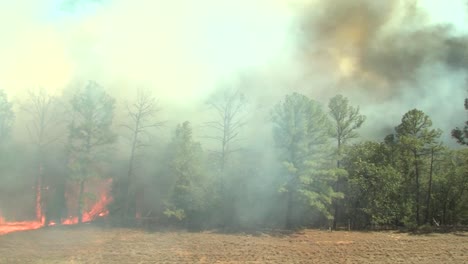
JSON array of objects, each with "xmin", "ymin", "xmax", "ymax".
[
  {"xmin": 0, "ymin": 0, "xmax": 297, "ymax": 102},
  {"xmin": 0, "ymin": 0, "xmax": 467, "ymax": 144}
]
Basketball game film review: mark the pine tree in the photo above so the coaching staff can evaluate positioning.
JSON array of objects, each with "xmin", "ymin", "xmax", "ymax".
[
  {"xmin": 165, "ymin": 121, "xmax": 206, "ymax": 228},
  {"xmin": 343, "ymin": 141, "xmax": 402, "ymax": 228},
  {"xmin": 452, "ymin": 98, "xmax": 468, "ymax": 145},
  {"xmin": 395, "ymin": 109, "xmax": 441, "ymax": 226},
  {"xmin": 328, "ymin": 94, "xmax": 365, "ymax": 229},
  {"xmin": 272, "ymin": 92, "xmax": 341, "ymax": 228},
  {"xmin": 67, "ymin": 81, "xmax": 117, "ymax": 223}
]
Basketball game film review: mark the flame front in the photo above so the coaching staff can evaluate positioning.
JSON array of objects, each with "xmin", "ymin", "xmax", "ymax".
[
  {"xmin": 0, "ymin": 179, "xmax": 112, "ymax": 235},
  {"xmin": 0, "ymin": 216, "xmax": 44, "ymax": 235}
]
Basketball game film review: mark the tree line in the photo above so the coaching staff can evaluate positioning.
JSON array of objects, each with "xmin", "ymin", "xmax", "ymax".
[{"xmin": 0, "ymin": 82, "xmax": 467, "ymax": 231}]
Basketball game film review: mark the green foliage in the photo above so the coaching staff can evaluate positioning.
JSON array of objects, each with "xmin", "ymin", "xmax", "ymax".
[
  {"xmin": 68, "ymin": 81, "xmax": 117, "ymax": 180},
  {"xmin": 272, "ymin": 93, "xmax": 332, "ymax": 169},
  {"xmin": 343, "ymin": 141, "xmax": 402, "ymax": 227},
  {"xmin": 3, "ymin": 86, "xmax": 468, "ymax": 231},
  {"xmin": 66, "ymin": 81, "xmax": 117, "ymax": 223},
  {"xmin": 395, "ymin": 109, "xmax": 441, "ymax": 153},
  {"xmin": 452, "ymin": 98, "xmax": 468, "ymax": 145},
  {"xmin": 163, "ymin": 206, "xmax": 186, "ymax": 221},
  {"xmin": 328, "ymin": 94, "xmax": 365, "ymax": 148},
  {"xmin": 164, "ymin": 121, "xmax": 209, "ymax": 223},
  {"xmin": 328, "ymin": 94, "xmax": 365, "ymax": 228},
  {"xmin": 395, "ymin": 109, "xmax": 441, "ymax": 225},
  {"xmin": 341, "ymin": 110, "xmax": 456, "ymax": 229},
  {"xmin": 272, "ymin": 92, "xmax": 339, "ymax": 224},
  {"xmin": 431, "ymin": 149, "xmax": 468, "ymax": 225}
]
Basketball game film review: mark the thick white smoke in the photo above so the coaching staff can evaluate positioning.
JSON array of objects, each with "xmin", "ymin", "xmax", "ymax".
[{"xmin": 0, "ymin": 0, "xmax": 467, "ymax": 144}]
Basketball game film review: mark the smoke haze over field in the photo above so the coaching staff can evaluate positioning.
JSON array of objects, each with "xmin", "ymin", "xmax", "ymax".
[
  {"xmin": 0, "ymin": 0, "xmax": 467, "ymax": 143},
  {"xmin": 2, "ymin": 0, "xmax": 468, "ymax": 235}
]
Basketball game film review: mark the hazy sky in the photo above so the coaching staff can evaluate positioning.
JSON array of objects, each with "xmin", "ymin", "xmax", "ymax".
[
  {"xmin": 0, "ymin": 0, "xmax": 298, "ymax": 102},
  {"xmin": 0, "ymin": 0, "xmax": 467, "ymax": 143}
]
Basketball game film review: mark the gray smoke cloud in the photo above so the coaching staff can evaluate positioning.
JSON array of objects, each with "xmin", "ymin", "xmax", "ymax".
[
  {"xmin": 0, "ymin": 0, "xmax": 467, "ymax": 145},
  {"xmin": 295, "ymin": 0, "xmax": 468, "ymax": 144},
  {"xmin": 1, "ymin": 0, "xmax": 468, "ymax": 228}
]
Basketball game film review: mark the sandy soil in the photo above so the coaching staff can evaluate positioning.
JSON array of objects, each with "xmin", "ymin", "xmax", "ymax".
[{"xmin": 0, "ymin": 225, "xmax": 466, "ymax": 263}]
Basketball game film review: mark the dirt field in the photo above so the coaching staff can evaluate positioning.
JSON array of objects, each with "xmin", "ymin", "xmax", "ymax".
[{"xmin": 0, "ymin": 225, "xmax": 466, "ymax": 264}]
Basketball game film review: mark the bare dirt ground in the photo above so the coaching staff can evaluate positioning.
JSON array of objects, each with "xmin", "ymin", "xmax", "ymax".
[{"xmin": 0, "ymin": 225, "xmax": 466, "ymax": 264}]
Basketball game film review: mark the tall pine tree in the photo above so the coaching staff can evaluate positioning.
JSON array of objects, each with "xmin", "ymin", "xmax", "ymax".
[
  {"xmin": 328, "ymin": 94, "xmax": 365, "ymax": 229},
  {"xmin": 272, "ymin": 92, "xmax": 341, "ymax": 228},
  {"xmin": 395, "ymin": 109, "xmax": 441, "ymax": 226},
  {"xmin": 68, "ymin": 81, "xmax": 117, "ymax": 223},
  {"xmin": 164, "ymin": 121, "xmax": 207, "ymax": 228}
]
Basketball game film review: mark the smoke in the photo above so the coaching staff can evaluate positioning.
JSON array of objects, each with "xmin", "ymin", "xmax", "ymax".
[
  {"xmin": 1, "ymin": 0, "xmax": 468, "ymax": 230},
  {"xmin": 0, "ymin": 0, "xmax": 467, "ymax": 143},
  {"xmin": 296, "ymin": 0, "xmax": 468, "ymax": 143}
]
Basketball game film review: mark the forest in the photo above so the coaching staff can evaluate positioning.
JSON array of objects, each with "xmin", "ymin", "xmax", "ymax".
[{"xmin": 1, "ymin": 84, "xmax": 467, "ymax": 231}]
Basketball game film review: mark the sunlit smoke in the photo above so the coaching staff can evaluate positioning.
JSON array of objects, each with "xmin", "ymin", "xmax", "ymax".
[{"xmin": 1, "ymin": 0, "xmax": 468, "ymax": 234}]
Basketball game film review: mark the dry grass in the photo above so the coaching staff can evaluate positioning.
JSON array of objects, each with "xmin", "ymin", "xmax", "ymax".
[{"xmin": 0, "ymin": 225, "xmax": 466, "ymax": 263}]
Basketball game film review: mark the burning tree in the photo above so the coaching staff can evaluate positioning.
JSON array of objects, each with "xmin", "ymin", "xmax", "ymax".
[{"xmin": 67, "ymin": 81, "xmax": 117, "ymax": 223}]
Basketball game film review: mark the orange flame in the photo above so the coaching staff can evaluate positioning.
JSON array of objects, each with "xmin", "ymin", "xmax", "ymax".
[{"xmin": 0, "ymin": 179, "xmax": 112, "ymax": 235}]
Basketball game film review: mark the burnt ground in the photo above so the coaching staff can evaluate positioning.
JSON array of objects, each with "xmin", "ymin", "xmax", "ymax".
[{"xmin": 0, "ymin": 225, "xmax": 466, "ymax": 263}]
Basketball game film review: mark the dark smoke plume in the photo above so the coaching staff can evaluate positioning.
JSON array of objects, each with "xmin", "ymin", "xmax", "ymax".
[{"xmin": 297, "ymin": 0, "xmax": 468, "ymax": 142}]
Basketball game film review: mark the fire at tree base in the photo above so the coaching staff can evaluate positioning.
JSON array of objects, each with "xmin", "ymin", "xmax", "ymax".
[{"xmin": 0, "ymin": 178, "xmax": 112, "ymax": 235}]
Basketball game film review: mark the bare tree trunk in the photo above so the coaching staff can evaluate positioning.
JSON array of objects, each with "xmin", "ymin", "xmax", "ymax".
[
  {"xmin": 424, "ymin": 147, "xmax": 435, "ymax": 224},
  {"xmin": 136, "ymin": 183, "xmax": 144, "ymax": 219},
  {"xmin": 332, "ymin": 139, "xmax": 341, "ymax": 230},
  {"xmin": 36, "ymin": 148, "xmax": 47, "ymax": 225},
  {"xmin": 123, "ymin": 90, "xmax": 162, "ymax": 224},
  {"xmin": 414, "ymin": 151, "xmax": 421, "ymax": 226},
  {"xmin": 77, "ymin": 179, "xmax": 85, "ymax": 224},
  {"xmin": 23, "ymin": 90, "xmax": 62, "ymax": 225},
  {"xmin": 205, "ymin": 90, "xmax": 246, "ymax": 229},
  {"xmin": 124, "ymin": 116, "xmax": 139, "ymax": 220},
  {"xmin": 35, "ymin": 167, "xmax": 43, "ymax": 222},
  {"xmin": 286, "ymin": 189, "xmax": 293, "ymax": 229}
]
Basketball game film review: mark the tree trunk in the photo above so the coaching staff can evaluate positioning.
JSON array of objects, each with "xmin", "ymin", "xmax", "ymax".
[
  {"xmin": 35, "ymin": 167, "xmax": 43, "ymax": 223},
  {"xmin": 332, "ymin": 138, "xmax": 341, "ymax": 230},
  {"xmin": 413, "ymin": 151, "xmax": 421, "ymax": 226},
  {"xmin": 124, "ymin": 152, "xmax": 135, "ymax": 220},
  {"xmin": 286, "ymin": 189, "xmax": 293, "ymax": 229},
  {"xmin": 424, "ymin": 148, "xmax": 435, "ymax": 224},
  {"xmin": 79, "ymin": 129, "xmax": 93, "ymax": 224},
  {"xmin": 77, "ymin": 179, "xmax": 85, "ymax": 224},
  {"xmin": 124, "ymin": 116, "xmax": 140, "ymax": 221},
  {"xmin": 52, "ymin": 178, "xmax": 66, "ymax": 225},
  {"xmin": 35, "ymin": 148, "xmax": 45, "ymax": 224},
  {"xmin": 332, "ymin": 183, "xmax": 339, "ymax": 230},
  {"xmin": 135, "ymin": 183, "xmax": 144, "ymax": 219}
]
